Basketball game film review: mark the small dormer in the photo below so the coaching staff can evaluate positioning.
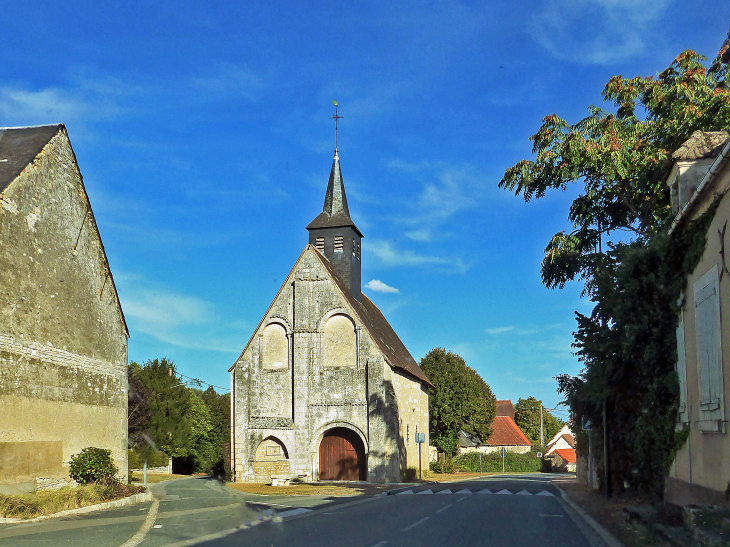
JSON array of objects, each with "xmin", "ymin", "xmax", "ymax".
[{"xmin": 668, "ymin": 131, "xmax": 730, "ymax": 213}]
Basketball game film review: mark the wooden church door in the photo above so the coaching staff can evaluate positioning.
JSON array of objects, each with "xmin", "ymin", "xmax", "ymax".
[{"xmin": 319, "ymin": 428, "xmax": 363, "ymax": 480}]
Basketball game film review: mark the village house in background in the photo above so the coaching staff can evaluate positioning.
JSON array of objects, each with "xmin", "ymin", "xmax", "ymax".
[
  {"xmin": 457, "ymin": 399, "xmax": 532, "ymax": 455},
  {"xmin": 666, "ymin": 130, "xmax": 730, "ymax": 506},
  {"xmin": 230, "ymin": 146, "xmax": 431, "ymax": 483},
  {"xmin": 544, "ymin": 423, "xmax": 576, "ymax": 472},
  {"xmin": 0, "ymin": 125, "xmax": 129, "ymax": 493}
]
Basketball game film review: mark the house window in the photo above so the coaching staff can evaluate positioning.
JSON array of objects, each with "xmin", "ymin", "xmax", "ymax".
[
  {"xmin": 676, "ymin": 302, "xmax": 689, "ymax": 423},
  {"xmin": 334, "ymin": 236, "xmax": 343, "ymax": 251},
  {"xmin": 693, "ymin": 265, "xmax": 725, "ymax": 431}
]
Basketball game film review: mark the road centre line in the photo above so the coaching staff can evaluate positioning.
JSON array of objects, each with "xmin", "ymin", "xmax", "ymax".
[
  {"xmin": 370, "ymin": 542, "xmax": 388, "ymax": 547},
  {"xmin": 118, "ymin": 500, "xmax": 159, "ymax": 547},
  {"xmin": 435, "ymin": 504, "xmax": 453, "ymax": 513},
  {"xmin": 401, "ymin": 516, "xmax": 429, "ymax": 532},
  {"xmin": 455, "ymin": 497, "xmax": 466, "ymax": 503}
]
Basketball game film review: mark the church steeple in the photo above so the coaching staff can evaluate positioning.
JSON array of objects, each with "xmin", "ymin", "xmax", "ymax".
[{"xmin": 306, "ymin": 149, "xmax": 363, "ymax": 301}]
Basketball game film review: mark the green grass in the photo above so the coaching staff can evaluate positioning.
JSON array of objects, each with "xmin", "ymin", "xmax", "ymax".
[{"xmin": 0, "ymin": 483, "xmax": 145, "ymax": 520}]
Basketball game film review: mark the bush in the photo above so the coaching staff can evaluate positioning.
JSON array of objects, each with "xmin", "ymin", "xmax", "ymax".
[
  {"xmin": 429, "ymin": 457, "xmax": 457, "ymax": 474},
  {"xmin": 127, "ymin": 449, "xmax": 169, "ymax": 469},
  {"xmin": 453, "ymin": 450, "xmax": 542, "ymax": 473},
  {"xmin": 69, "ymin": 447, "xmax": 118, "ymax": 485}
]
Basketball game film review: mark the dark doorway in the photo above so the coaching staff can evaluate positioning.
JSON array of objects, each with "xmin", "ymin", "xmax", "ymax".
[{"xmin": 318, "ymin": 427, "xmax": 366, "ymax": 481}]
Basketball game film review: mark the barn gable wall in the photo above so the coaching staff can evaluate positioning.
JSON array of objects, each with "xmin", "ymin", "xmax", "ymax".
[{"xmin": 0, "ymin": 129, "xmax": 128, "ymax": 489}]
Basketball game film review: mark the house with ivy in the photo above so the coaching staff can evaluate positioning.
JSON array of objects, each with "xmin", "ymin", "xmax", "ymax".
[{"xmin": 667, "ymin": 130, "xmax": 730, "ymax": 506}]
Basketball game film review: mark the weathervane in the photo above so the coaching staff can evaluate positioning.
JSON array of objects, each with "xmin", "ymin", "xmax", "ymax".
[{"xmin": 330, "ymin": 100, "xmax": 343, "ymax": 151}]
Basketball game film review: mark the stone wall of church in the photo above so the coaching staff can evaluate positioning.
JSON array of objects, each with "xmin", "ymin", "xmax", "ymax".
[
  {"xmin": 391, "ymin": 368, "xmax": 429, "ymax": 474},
  {"xmin": 0, "ymin": 129, "xmax": 128, "ymax": 490},
  {"xmin": 232, "ymin": 249, "xmax": 411, "ymax": 483}
]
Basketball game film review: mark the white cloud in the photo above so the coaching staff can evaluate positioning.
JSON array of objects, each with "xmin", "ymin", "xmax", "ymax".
[
  {"xmin": 529, "ymin": 0, "xmax": 673, "ymax": 64},
  {"xmin": 485, "ymin": 326, "xmax": 515, "ymax": 335},
  {"xmin": 369, "ymin": 240, "xmax": 468, "ymax": 274},
  {"xmin": 364, "ymin": 279, "xmax": 400, "ymax": 294},
  {"xmin": 118, "ymin": 275, "xmax": 247, "ymax": 353}
]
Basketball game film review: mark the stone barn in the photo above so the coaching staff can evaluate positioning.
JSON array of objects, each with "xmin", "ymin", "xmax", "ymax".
[
  {"xmin": 0, "ymin": 125, "xmax": 129, "ymax": 492},
  {"xmin": 230, "ymin": 149, "xmax": 431, "ymax": 483}
]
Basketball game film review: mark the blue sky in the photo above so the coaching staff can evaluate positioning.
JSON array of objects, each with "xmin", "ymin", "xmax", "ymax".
[{"xmin": 2, "ymin": 1, "xmax": 727, "ymax": 417}]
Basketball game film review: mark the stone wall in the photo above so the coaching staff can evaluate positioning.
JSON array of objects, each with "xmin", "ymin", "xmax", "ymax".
[
  {"xmin": 232, "ymin": 248, "xmax": 419, "ymax": 483},
  {"xmin": 0, "ymin": 129, "xmax": 128, "ymax": 486}
]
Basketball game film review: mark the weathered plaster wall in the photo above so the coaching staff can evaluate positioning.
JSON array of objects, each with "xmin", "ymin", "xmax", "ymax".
[
  {"xmin": 232, "ymin": 248, "xmax": 420, "ymax": 483},
  {"xmin": 667, "ymin": 161, "xmax": 730, "ymax": 505},
  {"xmin": 0, "ymin": 129, "xmax": 128, "ymax": 487},
  {"xmin": 391, "ymin": 367, "xmax": 429, "ymax": 474}
]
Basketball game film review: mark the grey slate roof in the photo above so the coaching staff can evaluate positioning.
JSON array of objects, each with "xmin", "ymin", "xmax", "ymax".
[
  {"xmin": 0, "ymin": 125, "xmax": 63, "ymax": 193},
  {"xmin": 306, "ymin": 150, "xmax": 363, "ymax": 237},
  {"xmin": 672, "ymin": 130, "xmax": 730, "ymax": 161}
]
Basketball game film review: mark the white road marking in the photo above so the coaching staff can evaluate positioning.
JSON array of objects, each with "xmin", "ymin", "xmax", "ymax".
[
  {"xmin": 397, "ymin": 490, "xmax": 414, "ymax": 495},
  {"xmin": 401, "ymin": 516, "xmax": 430, "ymax": 532},
  {"xmin": 371, "ymin": 541, "xmax": 388, "ymax": 547},
  {"xmin": 516, "ymin": 490, "xmax": 532, "ymax": 495},
  {"xmin": 495, "ymin": 489, "xmax": 512, "ymax": 495},
  {"xmin": 454, "ymin": 489, "xmax": 471, "ymax": 494},
  {"xmin": 455, "ymin": 497, "xmax": 466, "ymax": 503},
  {"xmin": 436, "ymin": 504, "xmax": 453, "ymax": 513},
  {"xmin": 536, "ymin": 491, "xmax": 554, "ymax": 496},
  {"xmin": 436, "ymin": 489, "xmax": 452, "ymax": 494},
  {"xmin": 416, "ymin": 489, "xmax": 433, "ymax": 495},
  {"xmin": 118, "ymin": 499, "xmax": 160, "ymax": 547},
  {"xmin": 540, "ymin": 514, "xmax": 564, "ymax": 518},
  {"xmin": 478, "ymin": 489, "xmax": 492, "ymax": 494},
  {"xmin": 277, "ymin": 508, "xmax": 313, "ymax": 518}
]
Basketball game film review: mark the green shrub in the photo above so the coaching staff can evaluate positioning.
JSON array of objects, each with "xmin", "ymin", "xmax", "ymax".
[
  {"xmin": 429, "ymin": 457, "xmax": 457, "ymax": 474},
  {"xmin": 402, "ymin": 467, "xmax": 418, "ymax": 481},
  {"xmin": 127, "ymin": 449, "xmax": 169, "ymax": 469},
  {"xmin": 69, "ymin": 447, "xmax": 118, "ymax": 485},
  {"xmin": 453, "ymin": 450, "xmax": 542, "ymax": 473}
]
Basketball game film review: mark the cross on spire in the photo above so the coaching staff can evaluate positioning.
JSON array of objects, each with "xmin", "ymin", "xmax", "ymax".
[{"xmin": 330, "ymin": 100, "xmax": 343, "ymax": 151}]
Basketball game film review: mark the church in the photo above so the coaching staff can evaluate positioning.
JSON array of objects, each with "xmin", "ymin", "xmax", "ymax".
[{"xmin": 230, "ymin": 145, "xmax": 431, "ymax": 483}]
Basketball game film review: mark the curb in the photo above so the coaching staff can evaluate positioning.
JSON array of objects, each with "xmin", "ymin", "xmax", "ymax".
[
  {"xmin": 0, "ymin": 492, "xmax": 153, "ymax": 524},
  {"xmin": 555, "ymin": 486, "xmax": 625, "ymax": 547}
]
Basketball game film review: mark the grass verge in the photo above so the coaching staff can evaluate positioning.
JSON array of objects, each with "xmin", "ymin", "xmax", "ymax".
[
  {"xmin": 128, "ymin": 471, "xmax": 190, "ymax": 485},
  {"xmin": 0, "ymin": 483, "xmax": 146, "ymax": 520}
]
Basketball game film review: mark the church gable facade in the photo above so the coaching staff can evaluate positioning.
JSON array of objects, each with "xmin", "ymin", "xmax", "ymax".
[{"xmin": 231, "ymin": 150, "xmax": 430, "ymax": 483}]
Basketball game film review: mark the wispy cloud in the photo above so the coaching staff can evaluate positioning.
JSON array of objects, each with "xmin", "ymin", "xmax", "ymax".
[
  {"xmin": 369, "ymin": 240, "xmax": 468, "ymax": 274},
  {"xmin": 529, "ymin": 0, "xmax": 673, "ymax": 65},
  {"xmin": 364, "ymin": 279, "xmax": 400, "ymax": 294},
  {"xmin": 118, "ymin": 274, "xmax": 247, "ymax": 353},
  {"xmin": 485, "ymin": 326, "xmax": 515, "ymax": 335}
]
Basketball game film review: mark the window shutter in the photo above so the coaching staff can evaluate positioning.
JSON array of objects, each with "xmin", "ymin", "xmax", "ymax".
[
  {"xmin": 676, "ymin": 308, "xmax": 688, "ymax": 417},
  {"xmin": 693, "ymin": 266, "xmax": 722, "ymax": 410}
]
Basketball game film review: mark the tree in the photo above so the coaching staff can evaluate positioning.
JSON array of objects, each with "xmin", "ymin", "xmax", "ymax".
[
  {"xmin": 501, "ymin": 31, "xmax": 730, "ymax": 495},
  {"xmin": 128, "ymin": 358, "xmax": 195, "ymax": 459},
  {"xmin": 513, "ymin": 397, "xmax": 565, "ymax": 447},
  {"xmin": 420, "ymin": 348, "xmax": 496, "ymax": 455}
]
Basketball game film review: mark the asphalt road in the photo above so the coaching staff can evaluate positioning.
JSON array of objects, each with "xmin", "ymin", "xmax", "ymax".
[{"xmin": 0, "ymin": 475, "xmax": 607, "ymax": 547}]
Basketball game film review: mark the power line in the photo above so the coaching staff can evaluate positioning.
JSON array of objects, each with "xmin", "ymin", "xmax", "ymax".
[{"xmin": 175, "ymin": 371, "xmax": 230, "ymax": 392}]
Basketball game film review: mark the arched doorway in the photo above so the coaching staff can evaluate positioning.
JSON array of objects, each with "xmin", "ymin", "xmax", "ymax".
[{"xmin": 319, "ymin": 427, "xmax": 366, "ymax": 481}]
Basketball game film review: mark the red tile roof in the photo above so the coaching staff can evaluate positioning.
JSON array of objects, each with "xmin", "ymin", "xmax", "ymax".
[
  {"xmin": 495, "ymin": 400, "xmax": 515, "ymax": 420},
  {"xmin": 486, "ymin": 416, "xmax": 532, "ymax": 447},
  {"xmin": 554, "ymin": 448, "xmax": 576, "ymax": 464}
]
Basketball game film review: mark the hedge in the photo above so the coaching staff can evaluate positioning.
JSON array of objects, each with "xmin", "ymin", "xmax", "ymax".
[
  {"xmin": 128, "ymin": 449, "xmax": 170, "ymax": 469},
  {"xmin": 430, "ymin": 450, "xmax": 542, "ymax": 474}
]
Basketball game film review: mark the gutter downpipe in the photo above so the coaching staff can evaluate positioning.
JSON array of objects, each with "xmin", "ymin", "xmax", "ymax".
[{"xmin": 669, "ymin": 139, "xmax": 730, "ymax": 236}]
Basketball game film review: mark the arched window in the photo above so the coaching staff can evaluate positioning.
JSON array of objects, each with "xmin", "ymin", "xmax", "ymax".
[
  {"xmin": 262, "ymin": 323, "xmax": 287, "ymax": 370},
  {"xmin": 323, "ymin": 314, "xmax": 356, "ymax": 367}
]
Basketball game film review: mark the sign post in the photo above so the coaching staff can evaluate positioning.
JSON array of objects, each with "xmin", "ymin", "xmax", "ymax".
[
  {"xmin": 582, "ymin": 417, "xmax": 594, "ymax": 490},
  {"xmin": 415, "ymin": 433, "xmax": 426, "ymax": 480},
  {"xmin": 500, "ymin": 447, "xmax": 507, "ymax": 473}
]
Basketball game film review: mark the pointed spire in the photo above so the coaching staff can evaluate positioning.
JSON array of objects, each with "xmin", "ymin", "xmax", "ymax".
[{"xmin": 306, "ymin": 149, "xmax": 362, "ymax": 236}]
